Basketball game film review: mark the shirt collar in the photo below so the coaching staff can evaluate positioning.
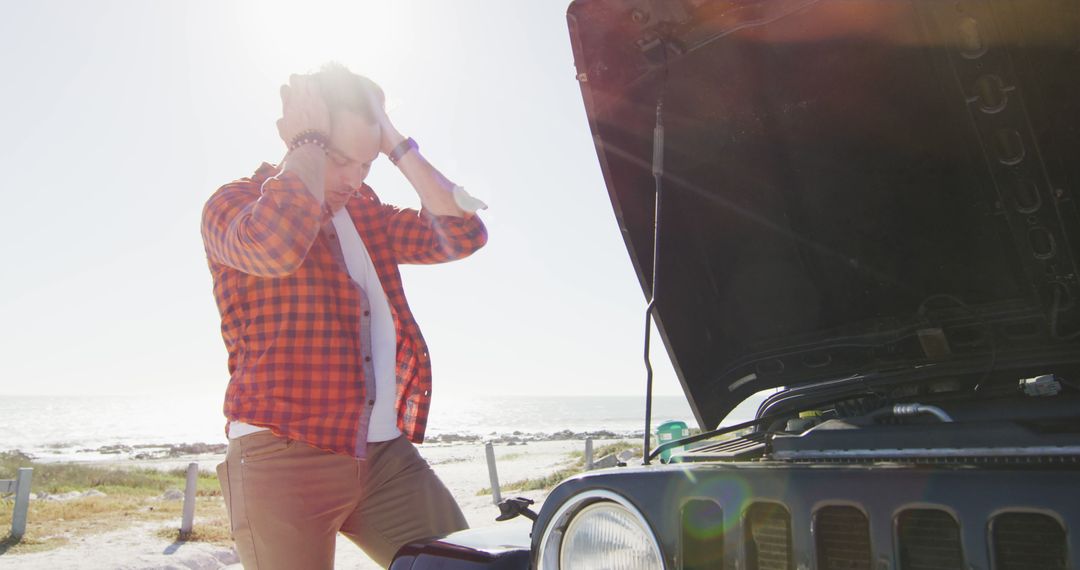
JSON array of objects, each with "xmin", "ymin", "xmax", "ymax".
[{"xmin": 250, "ymin": 161, "xmax": 378, "ymax": 207}]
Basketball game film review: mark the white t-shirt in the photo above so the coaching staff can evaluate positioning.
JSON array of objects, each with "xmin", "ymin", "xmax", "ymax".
[
  {"xmin": 331, "ymin": 208, "xmax": 401, "ymax": 442},
  {"xmin": 229, "ymin": 207, "xmax": 401, "ymax": 442}
]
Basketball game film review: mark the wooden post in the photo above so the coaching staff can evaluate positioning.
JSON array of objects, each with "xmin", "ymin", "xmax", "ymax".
[
  {"xmin": 11, "ymin": 468, "xmax": 32, "ymax": 539},
  {"xmin": 180, "ymin": 463, "xmax": 198, "ymax": 537},
  {"xmin": 584, "ymin": 438, "xmax": 594, "ymax": 471},
  {"xmin": 485, "ymin": 442, "xmax": 502, "ymax": 505}
]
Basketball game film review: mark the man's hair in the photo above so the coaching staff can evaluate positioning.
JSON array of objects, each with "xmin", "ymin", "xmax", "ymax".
[{"xmin": 310, "ymin": 62, "xmax": 385, "ymax": 125}]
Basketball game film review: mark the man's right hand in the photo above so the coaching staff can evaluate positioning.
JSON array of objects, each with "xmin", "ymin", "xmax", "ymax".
[{"xmin": 276, "ymin": 74, "xmax": 331, "ymax": 148}]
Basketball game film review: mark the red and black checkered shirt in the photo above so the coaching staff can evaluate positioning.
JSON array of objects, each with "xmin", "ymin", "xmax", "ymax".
[{"xmin": 201, "ymin": 162, "xmax": 487, "ymax": 457}]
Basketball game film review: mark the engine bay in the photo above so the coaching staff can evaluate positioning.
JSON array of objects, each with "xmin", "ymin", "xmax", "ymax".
[{"xmin": 674, "ymin": 368, "xmax": 1080, "ymax": 464}]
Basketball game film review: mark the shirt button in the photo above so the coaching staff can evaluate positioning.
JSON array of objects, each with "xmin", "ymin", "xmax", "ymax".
[
  {"xmin": 365, "ymin": 356, "xmax": 372, "ymax": 362},
  {"xmin": 368, "ymin": 400, "xmax": 375, "ymax": 406},
  {"xmin": 363, "ymin": 310, "xmax": 370, "ymax": 316}
]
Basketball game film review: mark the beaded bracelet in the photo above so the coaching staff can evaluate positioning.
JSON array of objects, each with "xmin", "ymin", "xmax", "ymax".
[{"xmin": 288, "ymin": 129, "xmax": 330, "ymax": 153}]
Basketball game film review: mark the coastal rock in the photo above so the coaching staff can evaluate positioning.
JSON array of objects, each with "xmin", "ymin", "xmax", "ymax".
[
  {"xmin": 98, "ymin": 444, "xmax": 134, "ymax": 455},
  {"xmin": 424, "ymin": 430, "xmax": 644, "ymax": 445},
  {"xmin": 592, "ymin": 454, "xmax": 622, "ymax": 469},
  {"xmin": 161, "ymin": 488, "xmax": 185, "ymax": 501},
  {"xmin": 166, "ymin": 442, "xmax": 228, "ymax": 456},
  {"xmin": 75, "ymin": 442, "xmax": 230, "ymax": 460},
  {"xmin": 1, "ymin": 449, "xmax": 35, "ymax": 462},
  {"xmin": 27, "ymin": 489, "xmax": 107, "ymax": 501},
  {"xmin": 428, "ymin": 433, "xmax": 482, "ymax": 444}
]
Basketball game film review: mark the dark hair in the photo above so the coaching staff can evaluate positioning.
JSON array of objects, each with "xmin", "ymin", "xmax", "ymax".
[{"xmin": 310, "ymin": 62, "xmax": 385, "ymax": 125}]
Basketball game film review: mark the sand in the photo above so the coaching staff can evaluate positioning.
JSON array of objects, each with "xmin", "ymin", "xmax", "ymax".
[{"xmin": 1, "ymin": 439, "xmax": 611, "ymax": 569}]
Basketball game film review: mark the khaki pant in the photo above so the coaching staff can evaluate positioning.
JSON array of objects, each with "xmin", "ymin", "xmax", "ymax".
[{"xmin": 217, "ymin": 432, "xmax": 468, "ymax": 569}]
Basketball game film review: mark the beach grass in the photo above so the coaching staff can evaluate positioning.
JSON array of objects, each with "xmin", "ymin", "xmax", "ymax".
[
  {"xmin": 0, "ymin": 451, "xmax": 222, "ymax": 497},
  {"xmin": 476, "ymin": 441, "xmax": 642, "ymax": 496},
  {"xmin": 155, "ymin": 516, "xmax": 233, "ymax": 545},
  {"xmin": 0, "ymin": 451, "xmax": 227, "ymax": 555}
]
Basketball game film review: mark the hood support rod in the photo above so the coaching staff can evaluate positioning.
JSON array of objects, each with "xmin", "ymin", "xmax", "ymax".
[{"xmin": 643, "ymin": 96, "xmax": 665, "ymax": 465}]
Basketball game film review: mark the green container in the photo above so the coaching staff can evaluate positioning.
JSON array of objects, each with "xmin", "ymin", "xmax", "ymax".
[{"xmin": 656, "ymin": 420, "xmax": 690, "ymax": 463}]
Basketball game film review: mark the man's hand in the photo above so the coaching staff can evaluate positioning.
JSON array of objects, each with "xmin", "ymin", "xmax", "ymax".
[
  {"xmin": 363, "ymin": 89, "xmax": 478, "ymax": 218},
  {"xmin": 276, "ymin": 74, "xmax": 331, "ymax": 148},
  {"xmin": 276, "ymin": 74, "xmax": 329, "ymax": 202},
  {"xmin": 366, "ymin": 91, "xmax": 406, "ymax": 156}
]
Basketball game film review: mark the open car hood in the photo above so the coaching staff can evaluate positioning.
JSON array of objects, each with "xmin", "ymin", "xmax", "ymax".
[{"xmin": 567, "ymin": 0, "xmax": 1080, "ymax": 429}]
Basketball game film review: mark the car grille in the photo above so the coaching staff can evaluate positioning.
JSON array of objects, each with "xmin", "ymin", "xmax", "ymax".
[
  {"xmin": 815, "ymin": 506, "xmax": 872, "ymax": 570},
  {"xmin": 670, "ymin": 466, "xmax": 1073, "ymax": 570},
  {"xmin": 992, "ymin": 512, "xmax": 1067, "ymax": 570},
  {"xmin": 897, "ymin": 509, "xmax": 964, "ymax": 570},
  {"xmin": 746, "ymin": 503, "xmax": 792, "ymax": 570}
]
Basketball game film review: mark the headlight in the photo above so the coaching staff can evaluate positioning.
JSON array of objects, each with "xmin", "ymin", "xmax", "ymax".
[{"xmin": 538, "ymin": 490, "xmax": 664, "ymax": 569}]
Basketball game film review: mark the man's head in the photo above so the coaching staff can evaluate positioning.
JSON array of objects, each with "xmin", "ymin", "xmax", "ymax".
[{"xmin": 310, "ymin": 62, "xmax": 384, "ymax": 210}]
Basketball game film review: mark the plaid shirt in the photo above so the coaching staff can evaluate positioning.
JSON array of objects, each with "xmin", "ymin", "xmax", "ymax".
[{"xmin": 202, "ymin": 162, "xmax": 487, "ymax": 457}]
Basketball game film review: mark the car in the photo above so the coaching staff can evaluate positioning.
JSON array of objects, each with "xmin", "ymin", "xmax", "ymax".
[{"xmin": 390, "ymin": 0, "xmax": 1080, "ymax": 568}]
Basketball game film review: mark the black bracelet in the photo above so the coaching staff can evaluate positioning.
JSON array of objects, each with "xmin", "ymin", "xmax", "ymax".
[
  {"xmin": 288, "ymin": 129, "xmax": 330, "ymax": 153},
  {"xmin": 388, "ymin": 137, "xmax": 418, "ymax": 165}
]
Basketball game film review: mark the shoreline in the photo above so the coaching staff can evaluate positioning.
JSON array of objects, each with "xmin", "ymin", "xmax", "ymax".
[{"xmin": 5, "ymin": 428, "xmax": 648, "ymax": 465}]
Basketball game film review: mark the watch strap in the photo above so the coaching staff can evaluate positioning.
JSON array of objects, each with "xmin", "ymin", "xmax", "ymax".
[{"xmin": 388, "ymin": 137, "xmax": 418, "ymax": 164}]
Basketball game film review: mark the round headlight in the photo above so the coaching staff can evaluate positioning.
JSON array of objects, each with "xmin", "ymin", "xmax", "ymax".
[{"xmin": 539, "ymin": 490, "xmax": 663, "ymax": 569}]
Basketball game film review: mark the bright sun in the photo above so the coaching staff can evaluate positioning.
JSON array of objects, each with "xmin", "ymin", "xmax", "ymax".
[{"xmin": 235, "ymin": 0, "xmax": 419, "ymax": 90}]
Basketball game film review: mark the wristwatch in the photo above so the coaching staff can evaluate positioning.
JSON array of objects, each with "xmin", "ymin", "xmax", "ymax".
[{"xmin": 388, "ymin": 137, "xmax": 418, "ymax": 165}]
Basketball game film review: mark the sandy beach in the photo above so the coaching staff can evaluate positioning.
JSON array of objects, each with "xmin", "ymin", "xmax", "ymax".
[{"xmin": 1, "ymin": 439, "xmax": 620, "ymax": 569}]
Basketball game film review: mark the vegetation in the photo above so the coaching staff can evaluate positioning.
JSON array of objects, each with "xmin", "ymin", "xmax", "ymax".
[
  {"xmin": 0, "ymin": 451, "xmax": 221, "ymax": 497},
  {"xmin": 0, "ymin": 451, "xmax": 228, "ymax": 555}
]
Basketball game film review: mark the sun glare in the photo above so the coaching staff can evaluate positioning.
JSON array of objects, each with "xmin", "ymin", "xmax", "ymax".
[{"xmin": 234, "ymin": 1, "xmax": 420, "ymax": 89}]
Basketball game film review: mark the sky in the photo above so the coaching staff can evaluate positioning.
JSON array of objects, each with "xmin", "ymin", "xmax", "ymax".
[{"xmin": 0, "ymin": 1, "xmax": 701, "ymax": 403}]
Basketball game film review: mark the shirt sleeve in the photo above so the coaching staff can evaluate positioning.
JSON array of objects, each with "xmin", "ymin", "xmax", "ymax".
[
  {"xmin": 201, "ymin": 171, "xmax": 324, "ymax": 277},
  {"xmin": 384, "ymin": 206, "xmax": 489, "ymax": 265}
]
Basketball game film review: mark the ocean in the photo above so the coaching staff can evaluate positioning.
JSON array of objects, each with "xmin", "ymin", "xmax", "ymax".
[{"xmin": 0, "ymin": 393, "xmax": 763, "ymax": 462}]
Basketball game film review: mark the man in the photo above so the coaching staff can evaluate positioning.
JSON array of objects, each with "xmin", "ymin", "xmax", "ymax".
[{"xmin": 201, "ymin": 63, "xmax": 488, "ymax": 569}]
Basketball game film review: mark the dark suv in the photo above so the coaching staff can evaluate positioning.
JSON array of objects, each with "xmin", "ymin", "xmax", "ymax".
[{"xmin": 391, "ymin": 1, "xmax": 1080, "ymax": 568}]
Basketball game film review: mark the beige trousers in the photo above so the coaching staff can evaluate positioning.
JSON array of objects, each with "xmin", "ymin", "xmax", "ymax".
[{"xmin": 217, "ymin": 431, "xmax": 468, "ymax": 569}]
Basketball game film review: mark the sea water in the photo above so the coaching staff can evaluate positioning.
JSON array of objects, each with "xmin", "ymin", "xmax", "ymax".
[{"xmin": 0, "ymin": 392, "xmax": 764, "ymax": 462}]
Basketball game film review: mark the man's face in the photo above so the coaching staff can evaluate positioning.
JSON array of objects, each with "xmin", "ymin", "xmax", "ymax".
[{"xmin": 324, "ymin": 111, "xmax": 381, "ymax": 212}]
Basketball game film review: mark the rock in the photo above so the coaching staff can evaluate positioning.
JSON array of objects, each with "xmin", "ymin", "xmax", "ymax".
[
  {"xmin": 591, "ymin": 454, "xmax": 622, "ymax": 469},
  {"xmin": 40, "ymin": 491, "xmax": 85, "ymax": 502},
  {"xmin": 550, "ymin": 430, "xmax": 576, "ymax": 440},
  {"xmin": 166, "ymin": 442, "xmax": 228, "ymax": 456},
  {"xmin": 161, "ymin": 488, "xmax": 185, "ymax": 501},
  {"xmin": 431, "ymin": 433, "xmax": 481, "ymax": 444},
  {"xmin": 0, "ymin": 450, "xmax": 35, "ymax": 462},
  {"xmin": 84, "ymin": 489, "xmax": 107, "ymax": 498},
  {"xmin": 98, "ymin": 444, "xmax": 133, "ymax": 455}
]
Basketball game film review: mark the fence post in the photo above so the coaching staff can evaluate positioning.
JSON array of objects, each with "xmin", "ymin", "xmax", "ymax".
[
  {"xmin": 584, "ymin": 438, "xmax": 594, "ymax": 471},
  {"xmin": 485, "ymin": 442, "xmax": 502, "ymax": 506},
  {"xmin": 11, "ymin": 468, "xmax": 32, "ymax": 539},
  {"xmin": 180, "ymin": 463, "xmax": 198, "ymax": 537}
]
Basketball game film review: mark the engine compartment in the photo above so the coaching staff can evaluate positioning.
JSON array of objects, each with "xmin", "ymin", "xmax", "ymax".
[{"xmin": 675, "ymin": 367, "xmax": 1080, "ymax": 464}]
